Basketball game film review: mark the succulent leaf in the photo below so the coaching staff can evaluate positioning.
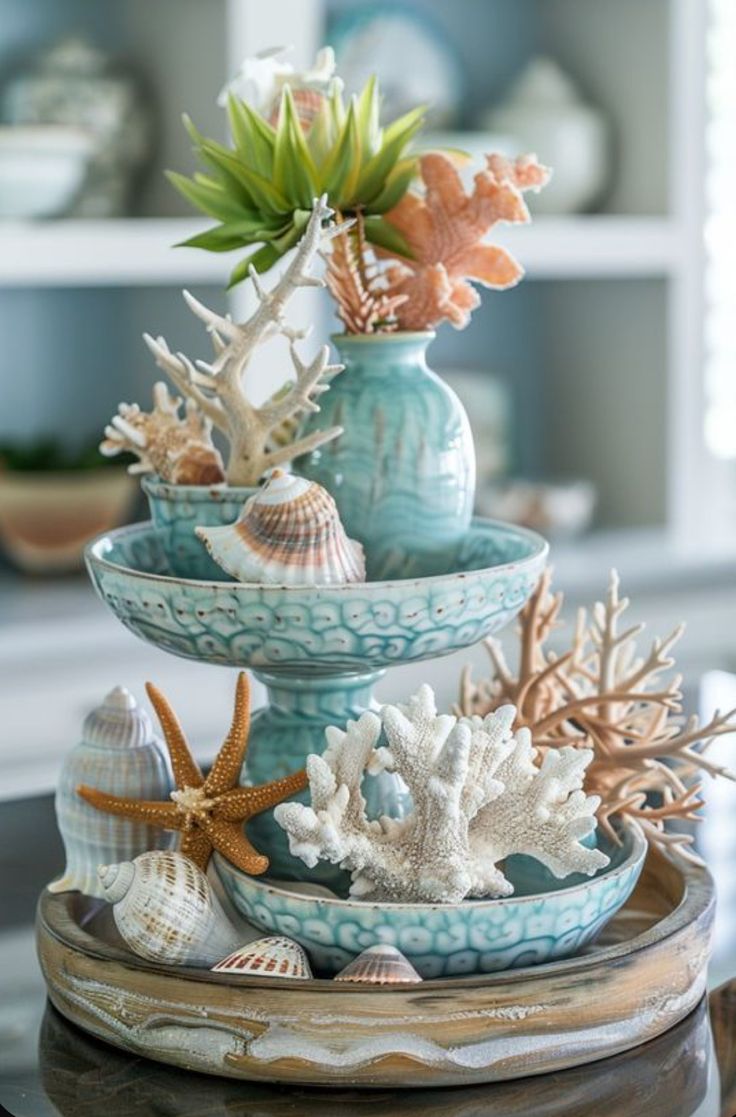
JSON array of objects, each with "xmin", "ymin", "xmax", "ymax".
[
  {"xmin": 171, "ymin": 73, "xmax": 426, "ymax": 282},
  {"xmin": 273, "ymin": 87, "xmax": 319, "ymax": 207},
  {"xmin": 226, "ymin": 93, "xmax": 276, "ymax": 178}
]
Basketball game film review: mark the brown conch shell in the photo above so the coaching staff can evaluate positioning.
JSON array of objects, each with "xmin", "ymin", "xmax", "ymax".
[
  {"xmin": 195, "ymin": 470, "xmax": 366, "ymax": 585},
  {"xmin": 334, "ymin": 944, "xmax": 423, "ymax": 985}
]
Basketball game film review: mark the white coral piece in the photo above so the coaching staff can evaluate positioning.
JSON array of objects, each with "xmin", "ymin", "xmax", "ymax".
[{"xmin": 274, "ymin": 685, "xmax": 609, "ymax": 904}]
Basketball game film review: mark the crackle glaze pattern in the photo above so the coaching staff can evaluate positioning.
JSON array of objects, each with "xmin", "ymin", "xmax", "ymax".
[
  {"xmin": 215, "ymin": 826, "xmax": 648, "ymax": 978},
  {"xmin": 84, "ymin": 519, "xmax": 547, "ymax": 674}
]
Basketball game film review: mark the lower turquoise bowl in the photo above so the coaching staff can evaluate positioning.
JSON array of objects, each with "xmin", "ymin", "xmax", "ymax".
[{"xmin": 215, "ymin": 824, "xmax": 647, "ymax": 978}]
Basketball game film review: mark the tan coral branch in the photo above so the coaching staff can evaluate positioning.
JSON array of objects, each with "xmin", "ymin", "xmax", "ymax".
[{"xmin": 458, "ymin": 568, "xmax": 736, "ymax": 863}]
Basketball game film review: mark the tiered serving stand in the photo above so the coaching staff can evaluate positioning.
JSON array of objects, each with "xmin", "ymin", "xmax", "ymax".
[
  {"xmin": 34, "ymin": 511, "xmax": 716, "ymax": 1087},
  {"xmin": 82, "ymin": 515, "xmax": 548, "ymax": 877}
]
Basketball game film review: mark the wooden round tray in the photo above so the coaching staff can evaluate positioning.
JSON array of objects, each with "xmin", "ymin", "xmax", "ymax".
[{"xmin": 36, "ymin": 849, "xmax": 714, "ymax": 1089}]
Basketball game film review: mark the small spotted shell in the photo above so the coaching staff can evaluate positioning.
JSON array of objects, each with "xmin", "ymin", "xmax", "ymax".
[
  {"xmin": 98, "ymin": 850, "xmax": 240, "ymax": 967},
  {"xmin": 195, "ymin": 470, "xmax": 365, "ymax": 586},
  {"xmin": 212, "ymin": 934, "xmax": 312, "ymax": 979},
  {"xmin": 334, "ymin": 944, "xmax": 422, "ymax": 985}
]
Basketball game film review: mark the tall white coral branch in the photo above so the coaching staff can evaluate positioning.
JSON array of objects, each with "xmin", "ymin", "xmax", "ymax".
[{"xmin": 142, "ymin": 196, "xmax": 351, "ymax": 486}]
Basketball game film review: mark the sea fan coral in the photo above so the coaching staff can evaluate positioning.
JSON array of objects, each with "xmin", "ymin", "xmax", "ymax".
[
  {"xmin": 458, "ymin": 569, "xmax": 736, "ymax": 860},
  {"xmin": 381, "ymin": 152, "xmax": 551, "ymax": 330},
  {"xmin": 275, "ymin": 684, "xmax": 607, "ymax": 903}
]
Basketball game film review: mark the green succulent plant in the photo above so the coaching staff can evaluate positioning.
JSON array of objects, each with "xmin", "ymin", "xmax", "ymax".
[{"xmin": 168, "ymin": 76, "xmax": 425, "ymax": 288}]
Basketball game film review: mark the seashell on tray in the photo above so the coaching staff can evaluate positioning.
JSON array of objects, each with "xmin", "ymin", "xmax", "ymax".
[
  {"xmin": 212, "ymin": 934, "xmax": 312, "ymax": 979},
  {"xmin": 98, "ymin": 850, "xmax": 241, "ymax": 967},
  {"xmin": 195, "ymin": 469, "xmax": 366, "ymax": 585},
  {"xmin": 49, "ymin": 685, "xmax": 173, "ymax": 899},
  {"xmin": 334, "ymin": 944, "xmax": 422, "ymax": 985}
]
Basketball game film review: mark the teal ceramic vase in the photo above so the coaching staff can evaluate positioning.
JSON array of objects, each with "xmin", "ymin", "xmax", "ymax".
[
  {"xmin": 298, "ymin": 333, "xmax": 476, "ymax": 579},
  {"xmin": 141, "ymin": 477, "xmax": 255, "ymax": 579}
]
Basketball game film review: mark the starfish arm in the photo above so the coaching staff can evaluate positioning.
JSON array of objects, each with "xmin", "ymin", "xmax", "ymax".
[
  {"xmin": 204, "ymin": 817, "xmax": 269, "ymax": 875},
  {"xmin": 178, "ymin": 827, "xmax": 214, "ymax": 871},
  {"xmin": 204, "ymin": 672, "xmax": 251, "ymax": 796},
  {"xmin": 146, "ymin": 681, "xmax": 204, "ymax": 790},
  {"xmin": 216, "ymin": 770, "xmax": 308, "ymax": 821},
  {"xmin": 76, "ymin": 785, "xmax": 183, "ymax": 829}
]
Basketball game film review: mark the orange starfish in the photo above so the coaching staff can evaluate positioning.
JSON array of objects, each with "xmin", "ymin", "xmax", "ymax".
[{"xmin": 77, "ymin": 672, "xmax": 306, "ymax": 875}]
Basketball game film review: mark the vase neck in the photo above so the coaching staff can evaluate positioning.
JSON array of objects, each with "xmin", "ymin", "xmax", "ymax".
[
  {"xmin": 332, "ymin": 333, "xmax": 434, "ymax": 376},
  {"xmin": 251, "ymin": 670, "xmax": 384, "ymax": 723}
]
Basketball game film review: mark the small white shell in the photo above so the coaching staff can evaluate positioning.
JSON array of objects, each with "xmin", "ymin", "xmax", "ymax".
[
  {"xmin": 99, "ymin": 851, "xmax": 241, "ymax": 967},
  {"xmin": 334, "ymin": 944, "xmax": 422, "ymax": 984},
  {"xmin": 49, "ymin": 686, "xmax": 174, "ymax": 899},
  {"xmin": 212, "ymin": 935, "xmax": 312, "ymax": 978},
  {"xmin": 195, "ymin": 471, "xmax": 365, "ymax": 586}
]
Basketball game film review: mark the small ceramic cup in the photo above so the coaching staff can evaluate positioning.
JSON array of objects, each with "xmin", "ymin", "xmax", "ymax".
[{"xmin": 141, "ymin": 475, "xmax": 255, "ymax": 579}]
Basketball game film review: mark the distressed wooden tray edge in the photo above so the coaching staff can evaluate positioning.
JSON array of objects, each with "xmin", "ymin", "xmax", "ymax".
[{"xmin": 35, "ymin": 848, "xmax": 715, "ymax": 1088}]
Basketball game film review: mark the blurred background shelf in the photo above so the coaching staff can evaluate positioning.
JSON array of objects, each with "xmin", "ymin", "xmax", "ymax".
[
  {"xmin": 495, "ymin": 216, "xmax": 682, "ymax": 278},
  {"xmin": 0, "ymin": 218, "xmax": 223, "ymax": 286},
  {"xmin": 0, "ymin": 215, "xmax": 682, "ymax": 287}
]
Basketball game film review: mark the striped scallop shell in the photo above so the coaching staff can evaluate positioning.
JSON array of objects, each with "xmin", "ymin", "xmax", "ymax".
[
  {"xmin": 334, "ymin": 944, "xmax": 423, "ymax": 985},
  {"xmin": 195, "ymin": 471, "xmax": 366, "ymax": 586},
  {"xmin": 212, "ymin": 935, "xmax": 312, "ymax": 979},
  {"xmin": 98, "ymin": 851, "xmax": 241, "ymax": 967},
  {"xmin": 49, "ymin": 686, "xmax": 174, "ymax": 899}
]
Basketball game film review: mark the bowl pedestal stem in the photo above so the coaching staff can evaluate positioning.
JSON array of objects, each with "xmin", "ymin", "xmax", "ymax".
[{"xmin": 243, "ymin": 667, "xmax": 410, "ymax": 883}]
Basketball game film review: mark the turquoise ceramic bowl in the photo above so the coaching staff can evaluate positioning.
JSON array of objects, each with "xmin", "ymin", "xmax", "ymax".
[
  {"xmin": 215, "ymin": 825, "xmax": 648, "ymax": 978},
  {"xmin": 85, "ymin": 518, "xmax": 547, "ymax": 674},
  {"xmin": 141, "ymin": 476, "xmax": 255, "ymax": 580}
]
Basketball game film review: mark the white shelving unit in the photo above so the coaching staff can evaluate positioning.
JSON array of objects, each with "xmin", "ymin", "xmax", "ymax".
[
  {"xmin": 0, "ymin": 0, "xmax": 712, "ymax": 536},
  {"xmin": 0, "ymin": 214, "xmax": 682, "ymax": 287}
]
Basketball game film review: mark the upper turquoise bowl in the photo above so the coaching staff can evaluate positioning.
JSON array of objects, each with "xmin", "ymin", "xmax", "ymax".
[{"xmin": 85, "ymin": 518, "xmax": 547, "ymax": 675}]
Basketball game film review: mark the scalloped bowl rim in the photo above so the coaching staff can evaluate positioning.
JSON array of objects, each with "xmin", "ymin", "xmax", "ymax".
[
  {"xmin": 85, "ymin": 517, "xmax": 549, "ymax": 595},
  {"xmin": 215, "ymin": 822, "xmax": 648, "ymax": 914}
]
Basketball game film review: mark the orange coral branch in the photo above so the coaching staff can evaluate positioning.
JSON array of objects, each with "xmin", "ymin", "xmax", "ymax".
[
  {"xmin": 325, "ymin": 226, "xmax": 407, "ymax": 334},
  {"xmin": 380, "ymin": 152, "xmax": 551, "ymax": 331}
]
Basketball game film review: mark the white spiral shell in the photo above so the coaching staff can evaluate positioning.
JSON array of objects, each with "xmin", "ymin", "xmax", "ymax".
[
  {"xmin": 49, "ymin": 686, "xmax": 174, "ymax": 899},
  {"xmin": 195, "ymin": 471, "xmax": 366, "ymax": 586},
  {"xmin": 98, "ymin": 850, "xmax": 241, "ymax": 967}
]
